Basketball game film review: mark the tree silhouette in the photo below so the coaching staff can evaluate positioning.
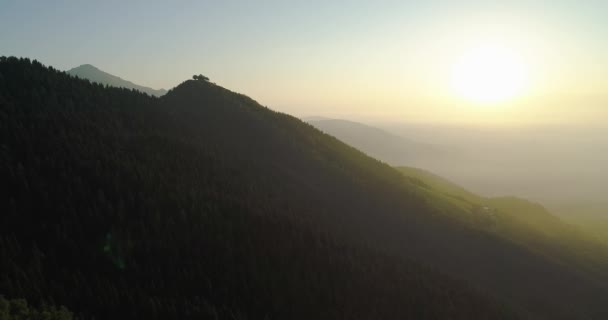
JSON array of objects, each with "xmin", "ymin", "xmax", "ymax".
[{"xmin": 192, "ymin": 74, "xmax": 209, "ymax": 81}]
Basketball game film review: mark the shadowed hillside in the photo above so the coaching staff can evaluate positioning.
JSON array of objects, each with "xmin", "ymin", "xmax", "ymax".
[
  {"xmin": 2, "ymin": 57, "xmax": 608, "ymax": 319},
  {"xmin": 0, "ymin": 296, "xmax": 72, "ymax": 320}
]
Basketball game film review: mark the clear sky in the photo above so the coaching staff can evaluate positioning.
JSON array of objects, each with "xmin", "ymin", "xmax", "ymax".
[{"xmin": 1, "ymin": 0, "xmax": 607, "ymax": 124}]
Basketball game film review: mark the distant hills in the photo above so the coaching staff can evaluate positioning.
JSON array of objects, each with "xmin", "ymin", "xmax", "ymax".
[
  {"xmin": 2, "ymin": 57, "xmax": 608, "ymax": 320},
  {"xmin": 306, "ymin": 118, "xmax": 450, "ymax": 168},
  {"xmin": 373, "ymin": 122, "xmax": 608, "ymax": 206},
  {"xmin": 66, "ymin": 64, "xmax": 167, "ymax": 97}
]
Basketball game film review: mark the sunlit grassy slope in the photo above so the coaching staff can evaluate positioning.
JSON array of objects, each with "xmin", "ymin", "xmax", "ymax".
[
  {"xmin": 397, "ymin": 166, "xmax": 608, "ymax": 282},
  {"xmin": 575, "ymin": 216, "xmax": 608, "ymax": 245}
]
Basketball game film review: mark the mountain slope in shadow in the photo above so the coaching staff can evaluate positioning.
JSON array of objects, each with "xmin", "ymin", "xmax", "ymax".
[{"xmin": 1, "ymin": 57, "xmax": 608, "ymax": 319}]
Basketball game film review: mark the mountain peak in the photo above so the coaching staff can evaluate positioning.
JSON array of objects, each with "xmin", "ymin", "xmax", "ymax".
[
  {"xmin": 69, "ymin": 64, "xmax": 106, "ymax": 75},
  {"xmin": 73, "ymin": 63, "xmax": 99, "ymax": 70},
  {"xmin": 66, "ymin": 64, "xmax": 167, "ymax": 97}
]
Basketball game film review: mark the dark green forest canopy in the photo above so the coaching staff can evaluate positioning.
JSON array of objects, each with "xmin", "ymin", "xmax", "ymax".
[
  {"xmin": 0, "ymin": 296, "xmax": 72, "ymax": 320},
  {"xmin": 1, "ymin": 57, "xmax": 607, "ymax": 319}
]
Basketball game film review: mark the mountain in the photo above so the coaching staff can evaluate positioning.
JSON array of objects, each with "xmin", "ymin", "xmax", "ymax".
[
  {"xmin": 378, "ymin": 122, "xmax": 608, "ymax": 205},
  {"xmin": 66, "ymin": 64, "xmax": 167, "ymax": 97},
  {"xmin": 306, "ymin": 118, "xmax": 452, "ymax": 168},
  {"xmin": 398, "ymin": 166, "xmax": 608, "ymax": 282},
  {"xmin": 2, "ymin": 57, "xmax": 608, "ymax": 319}
]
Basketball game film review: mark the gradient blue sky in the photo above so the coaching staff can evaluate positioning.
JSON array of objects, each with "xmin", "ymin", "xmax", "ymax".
[{"xmin": 1, "ymin": 0, "xmax": 607, "ymax": 123}]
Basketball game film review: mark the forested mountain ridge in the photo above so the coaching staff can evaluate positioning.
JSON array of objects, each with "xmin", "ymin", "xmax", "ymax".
[
  {"xmin": 1, "ymin": 57, "xmax": 607, "ymax": 319},
  {"xmin": 0, "ymin": 57, "xmax": 518, "ymax": 320},
  {"xmin": 66, "ymin": 64, "xmax": 167, "ymax": 97},
  {"xmin": 0, "ymin": 296, "xmax": 72, "ymax": 320}
]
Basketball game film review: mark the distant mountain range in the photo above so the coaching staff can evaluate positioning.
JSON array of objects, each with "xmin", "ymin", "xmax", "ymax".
[
  {"xmin": 66, "ymin": 64, "xmax": 167, "ymax": 97},
  {"xmin": 305, "ymin": 117, "xmax": 454, "ymax": 168}
]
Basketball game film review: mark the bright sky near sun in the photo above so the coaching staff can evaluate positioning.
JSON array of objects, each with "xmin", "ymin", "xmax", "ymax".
[{"xmin": 1, "ymin": 0, "xmax": 607, "ymax": 124}]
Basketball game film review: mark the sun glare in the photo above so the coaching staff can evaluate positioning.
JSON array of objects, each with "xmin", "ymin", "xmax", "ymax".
[{"xmin": 450, "ymin": 43, "xmax": 529, "ymax": 104}]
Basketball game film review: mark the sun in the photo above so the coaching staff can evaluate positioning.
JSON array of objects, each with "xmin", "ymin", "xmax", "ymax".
[{"xmin": 450, "ymin": 43, "xmax": 529, "ymax": 104}]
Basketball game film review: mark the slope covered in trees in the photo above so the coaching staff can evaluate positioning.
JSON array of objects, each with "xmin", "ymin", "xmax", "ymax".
[
  {"xmin": 0, "ymin": 296, "xmax": 72, "ymax": 320},
  {"xmin": 0, "ymin": 57, "xmax": 518, "ymax": 320},
  {"xmin": 1, "ymin": 57, "xmax": 607, "ymax": 319}
]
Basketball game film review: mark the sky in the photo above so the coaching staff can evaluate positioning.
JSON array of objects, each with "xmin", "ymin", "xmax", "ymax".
[{"xmin": 1, "ymin": 0, "xmax": 607, "ymax": 124}]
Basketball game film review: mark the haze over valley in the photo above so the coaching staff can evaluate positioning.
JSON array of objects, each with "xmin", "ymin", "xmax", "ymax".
[{"xmin": 309, "ymin": 118, "xmax": 608, "ymax": 215}]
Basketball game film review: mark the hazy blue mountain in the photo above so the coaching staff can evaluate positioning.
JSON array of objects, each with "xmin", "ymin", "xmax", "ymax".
[
  {"xmin": 306, "ymin": 118, "xmax": 452, "ymax": 167},
  {"xmin": 66, "ymin": 64, "xmax": 167, "ymax": 97},
  {"xmin": 303, "ymin": 116, "xmax": 333, "ymax": 121},
  {"xmin": 378, "ymin": 122, "xmax": 608, "ymax": 206}
]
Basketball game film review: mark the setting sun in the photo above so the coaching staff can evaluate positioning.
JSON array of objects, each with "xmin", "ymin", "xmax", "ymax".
[{"xmin": 450, "ymin": 43, "xmax": 529, "ymax": 104}]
